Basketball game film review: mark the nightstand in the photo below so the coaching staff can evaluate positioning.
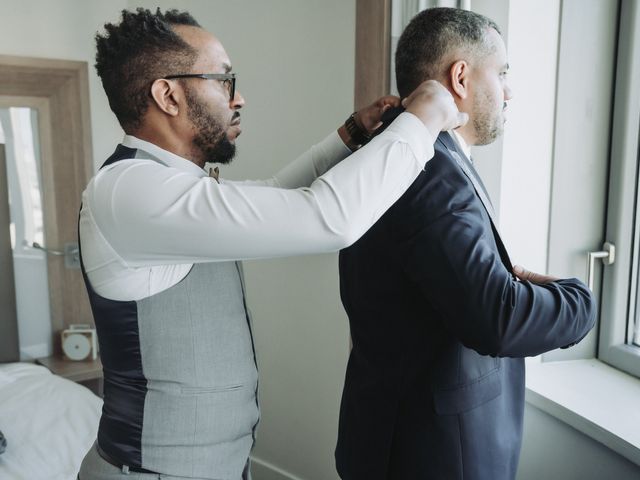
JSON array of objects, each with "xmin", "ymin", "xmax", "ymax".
[{"xmin": 36, "ymin": 355, "xmax": 103, "ymax": 397}]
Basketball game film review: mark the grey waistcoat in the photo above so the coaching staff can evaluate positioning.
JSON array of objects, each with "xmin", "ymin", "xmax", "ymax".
[{"xmin": 80, "ymin": 145, "xmax": 259, "ymax": 480}]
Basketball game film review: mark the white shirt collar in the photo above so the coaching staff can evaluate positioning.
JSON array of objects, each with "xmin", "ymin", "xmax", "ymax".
[
  {"xmin": 451, "ymin": 129, "xmax": 472, "ymax": 161},
  {"xmin": 122, "ymin": 135, "xmax": 208, "ymax": 178}
]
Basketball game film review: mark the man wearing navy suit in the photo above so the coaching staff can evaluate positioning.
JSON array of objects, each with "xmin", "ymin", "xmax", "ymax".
[{"xmin": 335, "ymin": 8, "xmax": 596, "ymax": 480}]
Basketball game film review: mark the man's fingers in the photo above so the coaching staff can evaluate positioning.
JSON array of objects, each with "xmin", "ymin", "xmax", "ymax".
[
  {"xmin": 403, "ymin": 80, "xmax": 467, "ymax": 134},
  {"xmin": 455, "ymin": 112, "xmax": 469, "ymax": 128},
  {"xmin": 513, "ymin": 265, "xmax": 558, "ymax": 284},
  {"xmin": 381, "ymin": 95, "xmax": 402, "ymax": 108},
  {"xmin": 513, "ymin": 265, "xmax": 537, "ymax": 282},
  {"xmin": 443, "ymin": 111, "xmax": 469, "ymax": 131},
  {"xmin": 374, "ymin": 95, "xmax": 401, "ymax": 110}
]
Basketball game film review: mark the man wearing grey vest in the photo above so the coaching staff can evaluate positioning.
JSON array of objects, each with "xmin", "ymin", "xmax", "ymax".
[{"xmin": 77, "ymin": 7, "xmax": 467, "ymax": 480}]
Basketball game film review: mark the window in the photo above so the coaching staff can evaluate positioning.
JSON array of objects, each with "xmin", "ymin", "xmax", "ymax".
[{"xmin": 599, "ymin": 0, "xmax": 640, "ymax": 377}]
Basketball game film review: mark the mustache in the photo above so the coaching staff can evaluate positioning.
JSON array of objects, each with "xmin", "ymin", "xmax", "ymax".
[{"xmin": 231, "ymin": 112, "xmax": 241, "ymax": 123}]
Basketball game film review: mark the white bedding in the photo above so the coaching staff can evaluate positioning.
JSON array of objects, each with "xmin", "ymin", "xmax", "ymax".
[{"xmin": 0, "ymin": 362, "xmax": 101, "ymax": 480}]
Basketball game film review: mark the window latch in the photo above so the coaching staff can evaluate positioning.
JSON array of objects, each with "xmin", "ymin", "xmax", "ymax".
[
  {"xmin": 28, "ymin": 241, "xmax": 80, "ymax": 270},
  {"xmin": 586, "ymin": 242, "xmax": 615, "ymax": 291}
]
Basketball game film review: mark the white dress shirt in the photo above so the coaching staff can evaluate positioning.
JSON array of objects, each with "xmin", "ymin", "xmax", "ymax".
[
  {"xmin": 79, "ymin": 112, "xmax": 434, "ymax": 301},
  {"xmin": 452, "ymin": 129, "xmax": 472, "ymax": 160}
]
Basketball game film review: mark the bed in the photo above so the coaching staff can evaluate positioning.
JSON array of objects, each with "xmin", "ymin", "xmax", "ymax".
[
  {"xmin": 0, "ymin": 361, "xmax": 101, "ymax": 480},
  {"xmin": 1, "ymin": 159, "xmax": 100, "ymax": 479}
]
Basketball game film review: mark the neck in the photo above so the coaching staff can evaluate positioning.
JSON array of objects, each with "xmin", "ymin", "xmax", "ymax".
[
  {"xmin": 452, "ymin": 121, "xmax": 476, "ymax": 146},
  {"xmin": 449, "ymin": 93, "xmax": 476, "ymax": 146},
  {"xmin": 130, "ymin": 125, "xmax": 204, "ymax": 168}
]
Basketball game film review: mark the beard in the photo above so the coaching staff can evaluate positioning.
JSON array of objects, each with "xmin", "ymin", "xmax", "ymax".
[
  {"xmin": 472, "ymin": 89, "xmax": 504, "ymax": 146},
  {"xmin": 184, "ymin": 87, "xmax": 237, "ymax": 165}
]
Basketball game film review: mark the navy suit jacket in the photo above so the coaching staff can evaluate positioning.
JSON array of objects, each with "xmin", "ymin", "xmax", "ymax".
[{"xmin": 335, "ymin": 132, "xmax": 596, "ymax": 480}]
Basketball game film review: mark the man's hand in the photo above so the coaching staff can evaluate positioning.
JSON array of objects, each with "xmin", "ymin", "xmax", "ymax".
[
  {"xmin": 339, "ymin": 95, "xmax": 402, "ymax": 150},
  {"xmin": 513, "ymin": 265, "xmax": 559, "ymax": 285},
  {"xmin": 402, "ymin": 80, "xmax": 468, "ymax": 137},
  {"xmin": 354, "ymin": 95, "xmax": 402, "ymax": 135}
]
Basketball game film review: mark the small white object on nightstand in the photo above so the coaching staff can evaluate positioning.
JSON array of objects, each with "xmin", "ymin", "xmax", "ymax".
[{"xmin": 61, "ymin": 324, "xmax": 98, "ymax": 361}]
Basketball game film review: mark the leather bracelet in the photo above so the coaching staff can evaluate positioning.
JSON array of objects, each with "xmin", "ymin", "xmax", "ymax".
[{"xmin": 344, "ymin": 113, "xmax": 371, "ymax": 146}]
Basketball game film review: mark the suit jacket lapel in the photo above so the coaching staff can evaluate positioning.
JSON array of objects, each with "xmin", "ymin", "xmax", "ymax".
[
  {"xmin": 442, "ymin": 132, "xmax": 498, "ymax": 225},
  {"xmin": 438, "ymin": 132, "xmax": 514, "ymax": 271}
]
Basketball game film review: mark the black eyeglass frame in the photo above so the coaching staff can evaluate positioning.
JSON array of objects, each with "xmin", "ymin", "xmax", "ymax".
[{"xmin": 164, "ymin": 73, "xmax": 236, "ymax": 101}]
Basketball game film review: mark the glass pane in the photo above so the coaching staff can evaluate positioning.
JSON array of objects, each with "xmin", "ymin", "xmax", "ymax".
[
  {"xmin": 633, "ymin": 131, "xmax": 640, "ymax": 347},
  {"xmin": 0, "ymin": 107, "xmax": 44, "ymax": 250}
]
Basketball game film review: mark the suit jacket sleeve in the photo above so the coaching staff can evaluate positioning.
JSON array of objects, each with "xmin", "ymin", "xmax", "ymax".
[{"xmin": 391, "ymin": 144, "xmax": 597, "ymax": 358}]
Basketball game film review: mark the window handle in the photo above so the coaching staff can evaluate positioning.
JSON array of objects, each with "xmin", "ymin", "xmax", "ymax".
[
  {"xmin": 28, "ymin": 241, "xmax": 80, "ymax": 269},
  {"xmin": 30, "ymin": 241, "xmax": 65, "ymax": 256},
  {"xmin": 586, "ymin": 242, "xmax": 615, "ymax": 291}
]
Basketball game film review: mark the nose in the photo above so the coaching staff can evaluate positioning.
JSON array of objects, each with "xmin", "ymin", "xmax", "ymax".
[{"xmin": 230, "ymin": 90, "xmax": 245, "ymax": 109}]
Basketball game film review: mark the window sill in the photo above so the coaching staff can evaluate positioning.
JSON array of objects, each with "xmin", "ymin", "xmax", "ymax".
[{"xmin": 525, "ymin": 358, "xmax": 640, "ymax": 466}]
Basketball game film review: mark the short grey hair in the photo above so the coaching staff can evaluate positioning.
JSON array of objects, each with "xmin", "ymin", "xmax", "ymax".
[{"xmin": 395, "ymin": 7, "xmax": 501, "ymax": 97}]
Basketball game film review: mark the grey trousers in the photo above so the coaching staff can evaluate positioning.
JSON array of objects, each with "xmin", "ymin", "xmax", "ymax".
[{"xmin": 78, "ymin": 442, "xmax": 252, "ymax": 480}]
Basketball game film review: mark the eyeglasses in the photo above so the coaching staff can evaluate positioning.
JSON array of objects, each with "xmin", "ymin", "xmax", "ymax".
[{"xmin": 164, "ymin": 73, "xmax": 236, "ymax": 101}]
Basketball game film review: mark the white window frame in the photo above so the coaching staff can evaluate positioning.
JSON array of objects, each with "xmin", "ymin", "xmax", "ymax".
[{"xmin": 599, "ymin": 0, "xmax": 640, "ymax": 378}]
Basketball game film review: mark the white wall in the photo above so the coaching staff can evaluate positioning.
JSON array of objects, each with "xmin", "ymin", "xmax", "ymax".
[
  {"xmin": 519, "ymin": 405, "xmax": 639, "ymax": 480},
  {"xmin": 0, "ymin": 0, "xmax": 125, "ymax": 165}
]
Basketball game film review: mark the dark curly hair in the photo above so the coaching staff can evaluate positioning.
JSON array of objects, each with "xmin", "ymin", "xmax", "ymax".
[
  {"xmin": 395, "ymin": 7, "xmax": 500, "ymax": 98},
  {"xmin": 95, "ymin": 8, "xmax": 201, "ymax": 132}
]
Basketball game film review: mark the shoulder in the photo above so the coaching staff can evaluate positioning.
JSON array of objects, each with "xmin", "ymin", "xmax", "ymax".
[
  {"xmin": 394, "ymin": 133, "xmax": 477, "ymax": 216},
  {"xmin": 84, "ymin": 158, "xmax": 200, "ymax": 226}
]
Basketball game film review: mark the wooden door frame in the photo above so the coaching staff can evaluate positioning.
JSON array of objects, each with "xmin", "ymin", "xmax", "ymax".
[
  {"xmin": 355, "ymin": 0, "xmax": 392, "ymax": 110},
  {"xmin": 0, "ymin": 55, "xmax": 93, "ymax": 356}
]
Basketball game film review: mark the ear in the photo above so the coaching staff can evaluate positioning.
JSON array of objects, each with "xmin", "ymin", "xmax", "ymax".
[
  {"xmin": 150, "ymin": 79, "xmax": 181, "ymax": 117},
  {"xmin": 448, "ymin": 60, "xmax": 470, "ymax": 100}
]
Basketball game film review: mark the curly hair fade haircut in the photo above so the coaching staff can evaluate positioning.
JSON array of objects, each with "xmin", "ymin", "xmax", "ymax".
[
  {"xmin": 395, "ymin": 7, "xmax": 500, "ymax": 98},
  {"xmin": 95, "ymin": 8, "xmax": 201, "ymax": 132}
]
